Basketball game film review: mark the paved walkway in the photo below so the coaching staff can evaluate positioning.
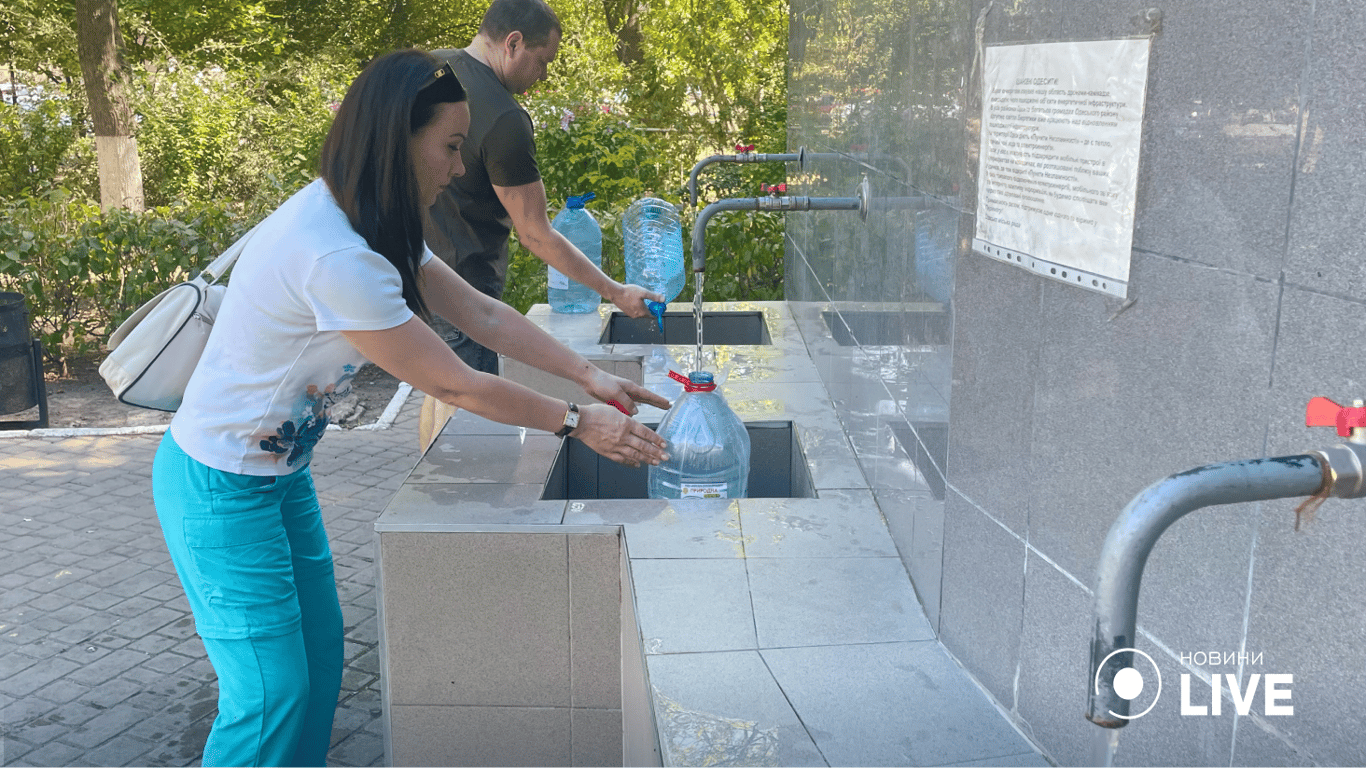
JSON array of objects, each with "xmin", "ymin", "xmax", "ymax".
[{"xmin": 0, "ymin": 393, "xmax": 425, "ymax": 767}]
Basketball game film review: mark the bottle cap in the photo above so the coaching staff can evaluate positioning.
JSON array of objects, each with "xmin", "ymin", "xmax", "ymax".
[
  {"xmin": 645, "ymin": 300, "xmax": 667, "ymax": 332},
  {"xmin": 669, "ymin": 370, "xmax": 716, "ymax": 391},
  {"xmin": 566, "ymin": 192, "xmax": 596, "ymax": 209}
]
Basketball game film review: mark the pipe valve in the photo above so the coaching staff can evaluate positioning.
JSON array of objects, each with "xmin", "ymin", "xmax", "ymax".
[
  {"xmin": 1304, "ymin": 397, "xmax": 1366, "ymax": 498},
  {"xmin": 1305, "ymin": 396, "xmax": 1366, "ymax": 439}
]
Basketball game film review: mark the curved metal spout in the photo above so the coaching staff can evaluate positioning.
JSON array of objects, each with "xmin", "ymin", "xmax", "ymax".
[
  {"xmin": 1086, "ymin": 454, "xmax": 1325, "ymax": 728},
  {"xmin": 686, "ymin": 148, "xmax": 913, "ymax": 207},
  {"xmin": 688, "ymin": 148, "xmax": 807, "ymax": 208},
  {"xmin": 690, "ymin": 189, "xmax": 863, "ymax": 275}
]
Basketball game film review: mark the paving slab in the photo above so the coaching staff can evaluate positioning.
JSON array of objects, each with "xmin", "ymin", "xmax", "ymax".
[{"xmin": 1, "ymin": 393, "xmax": 423, "ymax": 767}]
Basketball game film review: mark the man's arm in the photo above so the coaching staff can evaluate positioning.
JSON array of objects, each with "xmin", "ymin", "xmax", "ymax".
[
  {"xmin": 494, "ymin": 178, "xmax": 660, "ymax": 318},
  {"xmin": 418, "ymin": 255, "xmax": 670, "ymax": 415}
]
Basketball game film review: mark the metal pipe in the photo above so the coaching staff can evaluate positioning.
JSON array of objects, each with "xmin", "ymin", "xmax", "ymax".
[
  {"xmin": 690, "ymin": 185, "xmax": 864, "ymax": 275},
  {"xmin": 1085, "ymin": 454, "xmax": 1326, "ymax": 727},
  {"xmin": 685, "ymin": 147, "xmax": 912, "ymax": 207},
  {"xmin": 687, "ymin": 148, "xmax": 807, "ymax": 208}
]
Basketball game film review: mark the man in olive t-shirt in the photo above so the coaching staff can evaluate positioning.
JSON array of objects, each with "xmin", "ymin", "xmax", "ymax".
[{"xmin": 420, "ymin": 0, "xmax": 660, "ymax": 448}]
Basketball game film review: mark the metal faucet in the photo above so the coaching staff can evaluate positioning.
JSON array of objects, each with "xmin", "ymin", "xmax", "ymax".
[{"xmin": 1085, "ymin": 397, "xmax": 1366, "ymax": 728}]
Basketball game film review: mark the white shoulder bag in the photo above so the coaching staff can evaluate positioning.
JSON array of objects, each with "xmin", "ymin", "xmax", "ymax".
[{"xmin": 99, "ymin": 224, "xmax": 259, "ymax": 412}]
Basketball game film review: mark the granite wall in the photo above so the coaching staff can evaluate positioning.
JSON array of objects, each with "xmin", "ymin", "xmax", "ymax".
[{"xmin": 784, "ymin": 0, "xmax": 1366, "ymax": 764}]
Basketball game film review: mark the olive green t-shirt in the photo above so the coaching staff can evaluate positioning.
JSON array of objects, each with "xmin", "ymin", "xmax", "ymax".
[{"xmin": 425, "ymin": 48, "xmax": 541, "ymax": 299}]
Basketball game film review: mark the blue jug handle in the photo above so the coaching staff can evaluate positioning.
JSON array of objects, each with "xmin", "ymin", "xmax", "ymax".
[{"xmin": 645, "ymin": 300, "xmax": 667, "ymax": 333}]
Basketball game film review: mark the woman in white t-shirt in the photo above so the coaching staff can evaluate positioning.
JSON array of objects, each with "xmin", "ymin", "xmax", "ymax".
[{"xmin": 151, "ymin": 49, "xmax": 670, "ymax": 767}]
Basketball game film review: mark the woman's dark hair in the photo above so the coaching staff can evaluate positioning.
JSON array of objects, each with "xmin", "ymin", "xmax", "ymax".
[
  {"xmin": 478, "ymin": 0, "xmax": 562, "ymax": 48},
  {"xmin": 320, "ymin": 49, "xmax": 468, "ymax": 320}
]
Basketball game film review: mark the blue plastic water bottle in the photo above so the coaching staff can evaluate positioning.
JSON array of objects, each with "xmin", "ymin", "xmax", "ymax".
[
  {"xmin": 648, "ymin": 371, "xmax": 750, "ymax": 499},
  {"xmin": 549, "ymin": 193, "xmax": 602, "ymax": 313},
  {"xmin": 622, "ymin": 197, "xmax": 685, "ymax": 330}
]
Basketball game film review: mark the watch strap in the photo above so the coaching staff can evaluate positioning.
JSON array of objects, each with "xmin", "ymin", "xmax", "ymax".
[{"xmin": 554, "ymin": 402, "xmax": 580, "ymax": 438}]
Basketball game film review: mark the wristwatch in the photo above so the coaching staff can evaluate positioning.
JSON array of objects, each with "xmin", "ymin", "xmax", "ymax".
[{"xmin": 554, "ymin": 402, "xmax": 580, "ymax": 438}]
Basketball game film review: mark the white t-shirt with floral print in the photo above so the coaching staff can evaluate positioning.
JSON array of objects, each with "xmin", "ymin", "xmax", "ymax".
[{"xmin": 171, "ymin": 179, "xmax": 430, "ymax": 475}]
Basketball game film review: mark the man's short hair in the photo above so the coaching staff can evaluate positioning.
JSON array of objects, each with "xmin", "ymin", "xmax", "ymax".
[{"xmin": 478, "ymin": 0, "xmax": 562, "ymax": 48}]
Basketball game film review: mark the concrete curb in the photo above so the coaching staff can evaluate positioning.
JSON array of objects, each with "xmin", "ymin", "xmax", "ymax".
[{"xmin": 0, "ymin": 383, "xmax": 414, "ymax": 439}]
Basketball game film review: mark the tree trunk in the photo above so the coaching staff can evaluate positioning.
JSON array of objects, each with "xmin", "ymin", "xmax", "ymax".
[
  {"xmin": 74, "ymin": 0, "xmax": 144, "ymax": 211},
  {"xmin": 601, "ymin": 0, "xmax": 644, "ymax": 68}
]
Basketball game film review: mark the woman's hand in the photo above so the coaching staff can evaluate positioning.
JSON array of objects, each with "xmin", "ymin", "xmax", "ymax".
[
  {"xmin": 572, "ymin": 403, "xmax": 670, "ymax": 468},
  {"xmin": 581, "ymin": 367, "xmax": 671, "ymax": 415}
]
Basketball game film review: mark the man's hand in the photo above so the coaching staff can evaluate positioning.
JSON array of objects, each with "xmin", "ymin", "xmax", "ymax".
[{"xmin": 608, "ymin": 283, "xmax": 664, "ymax": 319}]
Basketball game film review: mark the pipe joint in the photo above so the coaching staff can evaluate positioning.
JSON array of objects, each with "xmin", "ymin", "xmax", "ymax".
[{"xmin": 1307, "ymin": 442, "xmax": 1366, "ymax": 498}]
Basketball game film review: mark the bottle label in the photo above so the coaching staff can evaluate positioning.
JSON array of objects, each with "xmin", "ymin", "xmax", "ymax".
[
  {"xmin": 548, "ymin": 267, "xmax": 569, "ymax": 290},
  {"xmin": 680, "ymin": 481, "xmax": 728, "ymax": 499}
]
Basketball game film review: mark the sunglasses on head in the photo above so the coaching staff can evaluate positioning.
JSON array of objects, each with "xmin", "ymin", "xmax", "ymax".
[{"xmin": 420, "ymin": 61, "xmax": 456, "ymax": 91}]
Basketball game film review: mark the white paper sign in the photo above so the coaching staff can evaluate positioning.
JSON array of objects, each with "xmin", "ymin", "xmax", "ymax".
[{"xmin": 973, "ymin": 38, "xmax": 1151, "ymax": 298}]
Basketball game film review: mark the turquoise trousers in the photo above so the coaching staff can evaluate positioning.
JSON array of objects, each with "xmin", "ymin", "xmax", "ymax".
[{"xmin": 153, "ymin": 432, "xmax": 343, "ymax": 767}]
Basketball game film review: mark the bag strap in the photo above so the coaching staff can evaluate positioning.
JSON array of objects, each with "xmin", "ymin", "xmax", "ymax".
[{"xmin": 198, "ymin": 221, "xmax": 263, "ymax": 284}]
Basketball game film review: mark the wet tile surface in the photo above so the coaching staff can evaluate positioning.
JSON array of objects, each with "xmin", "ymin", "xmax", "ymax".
[
  {"xmin": 645, "ymin": 651, "xmax": 827, "ymax": 767},
  {"xmin": 761, "ymin": 642, "xmax": 1042, "ymax": 767}
]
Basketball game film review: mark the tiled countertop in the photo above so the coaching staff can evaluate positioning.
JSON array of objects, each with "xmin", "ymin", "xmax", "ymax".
[{"xmin": 375, "ymin": 301, "xmax": 1047, "ymax": 767}]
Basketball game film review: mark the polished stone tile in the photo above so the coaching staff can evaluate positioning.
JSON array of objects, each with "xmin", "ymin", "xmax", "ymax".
[
  {"xmin": 761, "ymin": 642, "xmax": 1040, "ymax": 766},
  {"xmin": 937, "ymin": 491, "xmax": 1024, "ymax": 707},
  {"xmin": 1027, "ymin": 255, "xmax": 1277, "ymax": 580},
  {"xmin": 746, "ymin": 556, "xmax": 932, "ymax": 647},
  {"xmin": 710, "ymin": 345, "xmax": 824, "ymax": 384},
  {"xmin": 876, "ymin": 490, "xmax": 944, "ymax": 631},
  {"xmin": 390, "ymin": 704, "xmax": 571, "ymax": 767},
  {"xmin": 630, "ymin": 558, "xmax": 756, "ymax": 654},
  {"xmin": 1014, "ymin": 550, "xmax": 1103, "ymax": 768},
  {"xmin": 569, "ymin": 533, "xmax": 622, "ymax": 710},
  {"xmin": 571, "ymin": 708, "xmax": 624, "ymax": 768},
  {"xmin": 380, "ymin": 532, "xmax": 570, "ymax": 707},
  {"xmin": 942, "ymin": 252, "xmax": 1040, "ymax": 536},
  {"xmin": 1250, "ymin": 286, "xmax": 1366, "ymax": 765},
  {"xmin": 645, "ymin": 651, "xmax": 826, "ymax": 767},
  {"xmin": 1230, "ymin": 718, "xmax": 1315, "ymax": 767},
  {"xmin": 436, "ymin": 408, "xmax": 527, "ymax": 437},
  {"xmin": 737, "ymin": 490, "xmax": 898, "ymax": 558},
  {"xmin": 407, "ymin": 434, "xmax": 561, "ymax": 484},
  {"xmin": 378, "ymin": 484, "xmax": 565, "ymax": 527},
  {"xmin": 564, "ymin": 497, "xmax": 743, "ymax": 559}
]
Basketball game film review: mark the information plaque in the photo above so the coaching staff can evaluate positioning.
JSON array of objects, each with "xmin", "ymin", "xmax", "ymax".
[{"xmin": 973, "ymin": 38, "xmax": 1152, "ymax": 298}]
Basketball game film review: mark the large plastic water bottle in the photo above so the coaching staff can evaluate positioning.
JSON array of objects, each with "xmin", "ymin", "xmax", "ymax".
[
  {"xmin": 622, "ymin": 197, "xmax": 685, "ymax": 327},
  {"xmin": 648, "ymin": 371, "xmax": 751, "ymax": 499},
  {"xmin": 549, "ymin": 193, "xmax": 602, "ymax": 313}
]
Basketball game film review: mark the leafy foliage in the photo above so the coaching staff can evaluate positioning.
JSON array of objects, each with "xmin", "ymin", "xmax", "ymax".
[
  {"xmin": 0, "ymin": 188, "xmax": 260, "ymax": 367},
  {"xmin": 132, "ymin": 57, "xmax": 345, "ymax": 207},
  {"xmin": 0, "ymin": 0, "xmax": 791, "ymax": 367},
  {"xmin": 0, "ymin": 97, "xmax": 96, "ymax": 200}
]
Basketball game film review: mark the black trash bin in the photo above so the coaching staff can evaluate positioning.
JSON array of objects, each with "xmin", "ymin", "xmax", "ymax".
[{"xmin": 0, "ymin": 291, "xmax": 49, "ymax": 429}]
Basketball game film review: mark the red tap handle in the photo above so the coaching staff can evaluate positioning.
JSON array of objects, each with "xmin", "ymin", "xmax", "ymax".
[
  {"xmin": 735, "ymin": 143, "xmax": 756, "ymax": 153},
  {"xmin": 1306, "ymin": 397, "xmax": 1366, "ymax": 437}
]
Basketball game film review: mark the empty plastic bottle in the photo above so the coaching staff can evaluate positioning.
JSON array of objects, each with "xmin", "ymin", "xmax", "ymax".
[
  {"xmin": 622, "ymin": 197, "xmax": 685, "ymax": 330},
  {"xmin": 548, "ymin": 193, "xmax": 602, "ymax": 313},
  {"xmin": 648, "ymin": 371, "xmax": 751, "ymax": 499}
]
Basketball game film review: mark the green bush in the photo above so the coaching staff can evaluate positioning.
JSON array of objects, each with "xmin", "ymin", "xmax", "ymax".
[
  {"xmin": 502, "ymin": 95, "xmax": 787, "ymax": 315},
  {"xmin": 0, "ymin": 57, "xmax": 788, "ymax": 365},
  {"xmin": 132, "ymin": 58, "xmax": 343, "ymax": 209},
  {"xmin": 0, "ymin": 189, "xmax": 260, "ymax": 370},
  {"xmin": 0, "ymin": 97, "xmax": 97, "ymax": 201}
]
